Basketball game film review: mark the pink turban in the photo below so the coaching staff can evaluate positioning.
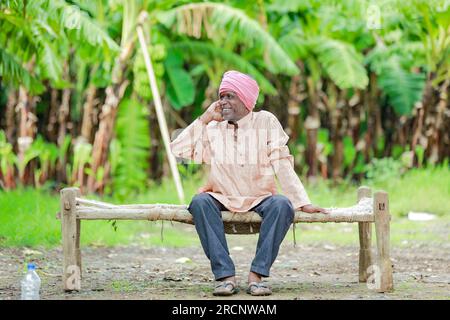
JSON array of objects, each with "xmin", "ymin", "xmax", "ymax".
[{"xmin": 218, "ymin": 70, "xmax": 259, "ymax": 111}]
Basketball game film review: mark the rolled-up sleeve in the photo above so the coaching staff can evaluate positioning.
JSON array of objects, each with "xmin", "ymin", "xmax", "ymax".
[
  {"xmin": 267, "ymin": 115, "xmax": 311, "ymax": 210},
  {"xmin": 169, "ymin": 118, "xmax": 211, "ymax": 164}
]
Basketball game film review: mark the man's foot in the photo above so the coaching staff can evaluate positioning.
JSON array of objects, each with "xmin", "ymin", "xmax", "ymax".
[
  {"xmin": 213, "ymin": 276, "xmax": 239, "ymax": 296},
  {"xmin": 248, "ymin": 271, "xmax": 262, "ymax": 284},
  {"xmin": 247, "ymin": 271, "xmax": 272, "ymax": 296},
  {"xmin": 246, "ymin": 282, "xmax": 272, "ymax": 296}
]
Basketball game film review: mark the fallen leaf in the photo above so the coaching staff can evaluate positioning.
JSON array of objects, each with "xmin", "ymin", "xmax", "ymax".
[{"xmin": 163, "ymin": 276, "xmax": 183, "ymax": 282}]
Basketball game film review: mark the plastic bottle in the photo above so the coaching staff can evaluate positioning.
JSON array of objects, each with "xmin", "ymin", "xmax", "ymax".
[{"xmin": 21, "ymin": 263, "xmax": 41, "ymax": 300}]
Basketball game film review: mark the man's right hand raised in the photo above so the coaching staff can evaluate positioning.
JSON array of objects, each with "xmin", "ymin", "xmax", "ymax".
[{"xmin": 199, "ymin": 101, "xmax": 223, "ymax": 124}]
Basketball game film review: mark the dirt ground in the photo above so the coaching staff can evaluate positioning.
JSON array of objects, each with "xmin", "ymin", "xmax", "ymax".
[{"xmin": 1, "ymin": 231, "xmax": 449, "ymax": 300}]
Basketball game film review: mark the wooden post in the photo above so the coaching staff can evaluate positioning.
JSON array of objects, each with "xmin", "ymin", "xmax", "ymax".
[
  {"xmin": 357, "ymin": 186, "xmax": 372, "ymax": 282},
  {"xmin": 76, "ymin": 218, "xmax": 82, "ymax": 279},
  {"xmin": 373, "ymin": 191, "xmax": 394, "ymax": 292},
  {"xmin": 61, "ymin": 187, "xmax": 81, "ymax": 291}
]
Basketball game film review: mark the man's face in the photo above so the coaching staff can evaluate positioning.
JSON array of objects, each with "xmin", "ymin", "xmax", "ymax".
[{"xmin": 218, "ymin": 91, "xmax": 250, "ymax": 122}]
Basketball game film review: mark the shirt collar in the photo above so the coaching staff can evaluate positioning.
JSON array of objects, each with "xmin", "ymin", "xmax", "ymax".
[{"xmin": 226, "ymin": 111, "xmax": 253, "ymax": 129}]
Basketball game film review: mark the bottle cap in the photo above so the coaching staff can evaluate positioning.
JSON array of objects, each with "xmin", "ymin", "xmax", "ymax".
[{"xmin": 27, "ymin": 263, "xmax": 36, "ymax": 270}]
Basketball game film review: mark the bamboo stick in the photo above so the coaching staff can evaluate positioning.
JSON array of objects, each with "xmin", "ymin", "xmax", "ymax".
[
  {"xmin": 136, "ymin": 11, "xmax": 185, "ymax": 204},
  {"xmin": 75, "ymin": 198, "xmax": 118, "ymax": 208}
]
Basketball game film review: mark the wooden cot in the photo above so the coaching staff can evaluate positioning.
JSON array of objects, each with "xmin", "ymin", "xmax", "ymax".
[{"xmin": 57, "ymin": 186, "xmax": 393, "ymax": 293}]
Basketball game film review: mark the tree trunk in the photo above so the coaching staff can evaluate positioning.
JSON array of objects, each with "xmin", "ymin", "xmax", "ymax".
[
  {"xmin": 427, "ymin": 79, "xmax": 449, "ymax": 164},
  {"xmin": 5, "ymin": 89, "xmax": 17, "ymax": 145},
  {"xmin": 56, "ymin": 86, "xmax": 71, "ymax": 182},
  {"xmin": 87, "ymin": 42, "xmax": 134, "ymax": 193},
  {"xmin": 364, "ymin": 72, "xmax": 378, "ymax": 163},
  {"xmin": 287, "ymin": 75, "xmax": 301, "ymax": 142},
  {"xmin": 80, "ymin": 84, "xmax": 98, "ymax": 143},
  {"xmin": 46, "ymin": 89, "xmax": 59, "ymax": 143},
  {"xmin": 305, "ymin": 77, "xmax": 320, "ymax": 178},
  {"xmin": 17, "ymin": 86, "xmax": 37, "ymax": 185}
]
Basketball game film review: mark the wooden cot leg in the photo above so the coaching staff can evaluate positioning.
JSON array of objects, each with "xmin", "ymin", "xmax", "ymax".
[
  {"xmin": 61, "ymin": 187, "xmax": 82, "ymax": 291},
  {"xmin": 374, "ymin": 191, "xmax": 394, "ymax": 292},
  {"xmin": 357, "ymin": 186, "xmax": 373, "ymax": 282},
  {"xmin": 76, "ymin": 219, "xmax": 82, "ymax": 279}
]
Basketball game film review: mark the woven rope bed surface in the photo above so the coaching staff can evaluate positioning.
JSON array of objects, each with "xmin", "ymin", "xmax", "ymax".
[{"xmin": 74, "ymin": 197, "xmax": 374, "ymax": 234}]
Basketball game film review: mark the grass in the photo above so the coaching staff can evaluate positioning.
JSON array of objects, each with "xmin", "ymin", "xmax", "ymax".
[{"xmin": 0, "ymin": 165, "xmax": 448, "ymax": 248}]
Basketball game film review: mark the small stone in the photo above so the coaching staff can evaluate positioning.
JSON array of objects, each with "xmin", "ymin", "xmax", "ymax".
[
  {"xmin": 23, "ymin": 249, "xmax": 43, "ymax": 256},
  {"xmin": 175, "ymin": 257, "xmax": 192, "ymax": 264}
]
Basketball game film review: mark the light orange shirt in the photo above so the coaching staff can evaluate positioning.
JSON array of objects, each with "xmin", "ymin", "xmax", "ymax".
[{"xmin": 169, "ymin": 110, "xmax": 311, "ymax": 212}]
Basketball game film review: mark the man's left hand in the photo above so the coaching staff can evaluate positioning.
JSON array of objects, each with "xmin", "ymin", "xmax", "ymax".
[{"xmin": 300, "ymin": 204, "xmax": 329, "ymax": 214}]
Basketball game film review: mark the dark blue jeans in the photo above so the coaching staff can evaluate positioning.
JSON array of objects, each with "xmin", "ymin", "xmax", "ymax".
[{"xmin": 188, "ymin": 193, "xmax": 295, "ymax": 280}]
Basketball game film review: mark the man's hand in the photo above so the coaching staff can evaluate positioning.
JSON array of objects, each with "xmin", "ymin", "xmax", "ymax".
[
  {"xmin": 300, "ymin": 204, "xmax": 329, "ymax": 214},
  {"xmin": 199, "ymin": 101, "xmax": 223, "ymax": 124}
]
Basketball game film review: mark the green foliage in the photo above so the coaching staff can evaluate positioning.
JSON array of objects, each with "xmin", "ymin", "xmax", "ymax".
[
  {"xmin": 0, "ymin": 130, "xmax": 16, "ymax": 175},
  {"xmin": 133, "ymin": 44, "xmax": 166, "ymax": 101},
  {"xmin": 374, "ymin": 56, "xmax": 426, "ymax": 115},
  {"xmin": 353, "ymin": 153, "xmax": 366, "ymax": 174},
  {"xmin": 112, "ymin": 98, "xmax": 151, "ymax": 200},
  {"xmin": 0, "ymin": 47, "xmax": 44, "ymax": 94},
  {"xmin": 164, "ymin": 49, "xmax": 195, "ymax": 109},
  {"xmin": 391, "ymin": 145, "xmax": 406, "ymax": 160},
  {"xmin": 343, "ymin": 136, "xmax": 356, "ymax": 168},
  {"xmin": 364, "ymin": 157, "xmax": 404, "ymax": 183},
  {"xmin": 315, "ymin": 39, "xmax": 369, "ymax": 89},
  {"xmin": 0, "ymin": 0, "xmax": 119, "ymax": 91},
  {"xmin": 317, "ymin": 129, "xmax": 333, "ymax": 165},
  {"xmin": 72, "ymin": 140, "xmax": 92, "ymax": 180},
  {"xmin": 171, "ymin": 41, "xmax": 277, "ymax": 95},
  {"xmin": 60, "ymin": 3, "xmax": 120, "ymax": 54},
  {"xmin": 279, "ymin": 34, "xmax": 369, "ymax": 89},
  {"xmin": 157, "ymin": 2, "xmax": 299, "ymax": 75},
  {"xmin": 30, "ymin": 135, "xmax": 59, "ymax": 183},
  {"xmin": 415, "ymin": 145, "xmax": 425, "ymax": 167},
  {"xmin": 16, "ymin": 142, "xmax": 40, "ymax": 181}
]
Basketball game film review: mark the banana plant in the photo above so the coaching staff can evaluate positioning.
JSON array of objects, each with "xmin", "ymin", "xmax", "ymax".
[
  {"xmin": 112, "ymin": 97, "xmax": 150, "ymax": 200},
  {"xmin": 31, "ymin": 135, "xmax": 59, "ymax": 187},
  {"xmin": 0, "ymin": 130, "xmax": 17, "ymax": 190},
  {"xmin": 271, "ymin": 0, "xmax": 370, "ymax": 178}
]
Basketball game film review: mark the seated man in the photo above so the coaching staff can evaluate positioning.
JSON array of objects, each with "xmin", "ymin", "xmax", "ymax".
[{"xmin": 170, "ymin": 70, "xmax": 327, "ymax": 296}]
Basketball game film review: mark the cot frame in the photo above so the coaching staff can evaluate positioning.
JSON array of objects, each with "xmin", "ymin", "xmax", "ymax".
[{"xmin": 57, "ymin": 186, "xmax": 393, "ymax": 293}]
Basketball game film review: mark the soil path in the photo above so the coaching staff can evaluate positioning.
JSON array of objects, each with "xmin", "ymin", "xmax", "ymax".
[{"xmin": 1, "ymin": 233, "xmax": 449, "ymax": 300}]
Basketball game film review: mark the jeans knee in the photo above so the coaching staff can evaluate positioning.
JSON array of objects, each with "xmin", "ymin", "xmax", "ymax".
[
  {"xmin": 188, "ymin": 193, "xmax": 212, "ymax": 213},
  {"xmin": 272, "ymin": 195, "xmax": 295, "ymax": 221}
]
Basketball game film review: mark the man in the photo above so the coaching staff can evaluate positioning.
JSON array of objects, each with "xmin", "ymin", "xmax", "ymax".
[{"xmin": 170, "ymin": 70, "xmax": 327, "ymax": 296}]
